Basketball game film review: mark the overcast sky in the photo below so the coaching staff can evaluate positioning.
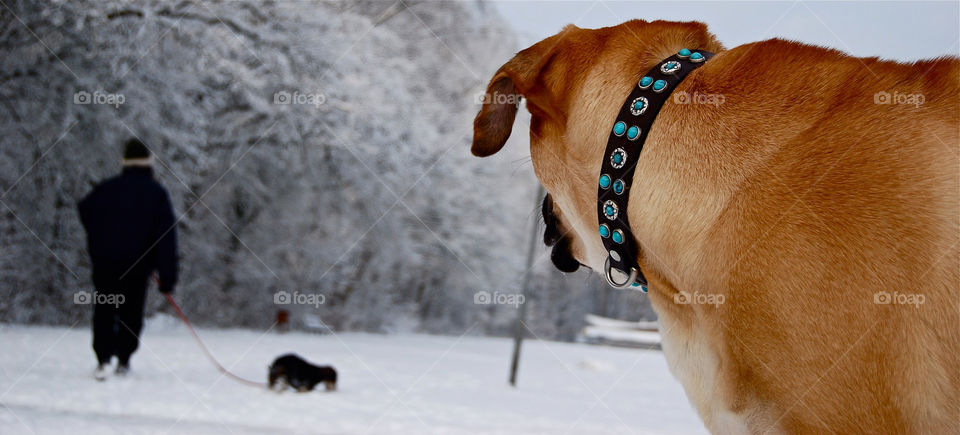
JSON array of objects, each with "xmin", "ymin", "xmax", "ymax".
[{"xmin": 489, "ymin": 1, "xmax": 959, "ymax": 61}]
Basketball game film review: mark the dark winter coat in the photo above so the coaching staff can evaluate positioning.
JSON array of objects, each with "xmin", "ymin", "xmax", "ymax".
[{"xmin": 78, "ymin": 167, "xmax": 178, "ymax": 293}]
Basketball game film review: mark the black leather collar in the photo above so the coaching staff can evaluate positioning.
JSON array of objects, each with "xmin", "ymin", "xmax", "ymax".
[{"xmin": 597, "ymin": 49, "xmax": 714, "ymax": 291}]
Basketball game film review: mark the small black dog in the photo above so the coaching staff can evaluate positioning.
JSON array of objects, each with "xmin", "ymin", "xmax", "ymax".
[{"xmin": 268, "ymin": 353, "xmax": 337, "ymax": 392}]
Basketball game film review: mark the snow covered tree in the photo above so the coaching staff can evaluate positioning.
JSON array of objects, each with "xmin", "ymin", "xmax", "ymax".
[{"xmin": 0, "ymin": 0, "xmax": 653, "ymax": 338}]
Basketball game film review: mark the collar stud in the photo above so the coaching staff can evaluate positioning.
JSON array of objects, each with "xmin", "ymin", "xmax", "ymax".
[{"xmin": 660, "ymin": 61, "xmax": 681, "ymax": 75}]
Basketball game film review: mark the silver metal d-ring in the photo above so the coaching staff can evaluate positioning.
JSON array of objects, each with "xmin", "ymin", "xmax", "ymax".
[{"xmin": 604, "ymin": 257, "xmax": 639, "ymax": 289}]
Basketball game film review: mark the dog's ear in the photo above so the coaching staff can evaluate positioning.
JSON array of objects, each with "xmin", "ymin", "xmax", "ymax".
[
  {"xmin": 472, "ymin": 73, "xmax": 520, "ymax": 157},
  {"xmin": 472, "ymin": 29, "xmax": 569, "ymax": 157}
]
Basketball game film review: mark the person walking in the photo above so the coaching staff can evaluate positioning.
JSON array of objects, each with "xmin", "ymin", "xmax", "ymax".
[{"xmin": 78, "ymin": 138, "xmax": 178, "ymax": 380}]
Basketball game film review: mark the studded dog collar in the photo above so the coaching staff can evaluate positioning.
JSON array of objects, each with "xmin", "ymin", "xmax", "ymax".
[{"xmin": 598, "ymin": 48, "xmax": 714, "ymax": 291}]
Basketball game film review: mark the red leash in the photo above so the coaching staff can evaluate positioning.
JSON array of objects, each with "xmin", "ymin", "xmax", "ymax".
[{"xmin": 161, "ymin": 291, "xmax": 265, "ymax": 388}]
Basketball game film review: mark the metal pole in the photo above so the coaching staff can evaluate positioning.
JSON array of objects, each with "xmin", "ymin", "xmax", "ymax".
[{"xmin": 509, "ymin": 184, "xmax": 545, "ymax": 387}]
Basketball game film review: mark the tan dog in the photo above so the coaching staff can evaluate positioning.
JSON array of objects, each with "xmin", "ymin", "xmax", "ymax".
[{"xmin": 472, "ymin": 20, "xmax": 959, "ymax": 434}]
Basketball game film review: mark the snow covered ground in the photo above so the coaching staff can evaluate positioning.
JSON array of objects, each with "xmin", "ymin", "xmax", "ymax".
[{"xmin": 0, "ymin": 318, "xmax": 705, "ymax": 434}]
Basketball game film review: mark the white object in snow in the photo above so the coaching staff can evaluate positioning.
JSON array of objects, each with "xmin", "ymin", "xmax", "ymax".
[
  {"xmin": 584, "ymin": 314, "xmax": 659, "ymax": 331},
  {"xmin": 580, "ymin": 326, "xmax": 662, "ymax": 349}
]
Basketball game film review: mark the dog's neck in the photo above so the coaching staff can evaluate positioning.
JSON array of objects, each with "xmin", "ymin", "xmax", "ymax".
[{"xmin": 596, "ymin": 49, "xmax": 714, "ymax": 290}]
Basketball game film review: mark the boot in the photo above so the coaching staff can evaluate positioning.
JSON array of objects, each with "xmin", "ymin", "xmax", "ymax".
[
  {"xmin": 94, "ymin": 363, "xmax": 109, "ymax": 381},
  {"xmin": 115, "ymin": 361, "xmax": 130, "ymax": 377}
]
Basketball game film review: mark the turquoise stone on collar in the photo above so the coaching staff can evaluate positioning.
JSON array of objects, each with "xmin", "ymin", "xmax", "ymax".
[
  {"xmin": 599, "ymin": 174, "xmax": 611, "ymax": 189},
  {"xmin": 602, "ymin": 200, "xmax": 618, "ymax": 220},
  {"xmin": 660, "ymin": 60, "xmax": 681, "ymax": 75},
  {"xmin": 613, "ymin": 121, "xmax": 626, "ymax": 136},
  {"xmin": 652, "ymin": 79, "xmax": 667, "ymax": 92},
  {"xmin": 630, "ymin": 96, "xmax": 648, "ymax": 116},
  {"xmin": 599, "ymin": 224, "xmax": 610, "ymax": 238},
  {"xmin": 611, "ymin": 229, "xmax": 624, "ymax": 244},
  {"xmin": 678, "ymin": 48, "xmax": 691, "ymax": 58},
  {"xmin": 612, "ymin": 179, "xmax": 624, "ymax": 195},
  {"xmin": 690, "ymin": 52, "xmax": 704, "ymax": 63},
  {"xmin": 638, "ymin": 76, "xmax": 653, "ymax": 89},
  {"xmin": 610, "ymin": 148, "xmax": 626, "ymax": 169}
]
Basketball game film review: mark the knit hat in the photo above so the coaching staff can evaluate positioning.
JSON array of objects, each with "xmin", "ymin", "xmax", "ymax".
[{"xmin": 122, "ymin": 138, "xmax": 153, "ymax": 166}]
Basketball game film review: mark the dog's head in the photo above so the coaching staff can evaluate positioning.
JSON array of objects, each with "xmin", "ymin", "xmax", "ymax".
[{"xmin": 473, "ymin": 20, "xmax": 721, "ymax": 274}]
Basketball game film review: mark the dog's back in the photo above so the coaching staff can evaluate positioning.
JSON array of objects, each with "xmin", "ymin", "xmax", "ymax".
[
  {"xmin": 268, "ymin": 353, "xmax": 337, "ymax": 392},
  {"xmin": 676, "ymin": 40, "xmax": 959, "ymax": 434}
]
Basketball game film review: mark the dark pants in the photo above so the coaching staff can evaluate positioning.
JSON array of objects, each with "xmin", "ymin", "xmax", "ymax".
[{"xmin": 92, "ymin": 274, "xmax": 148, "ymax": 366}]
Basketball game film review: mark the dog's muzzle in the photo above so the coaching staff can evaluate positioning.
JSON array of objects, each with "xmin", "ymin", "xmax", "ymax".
[{"xmin": 542, "ymin": 194, "xmax": 580, "ymax": 273}]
